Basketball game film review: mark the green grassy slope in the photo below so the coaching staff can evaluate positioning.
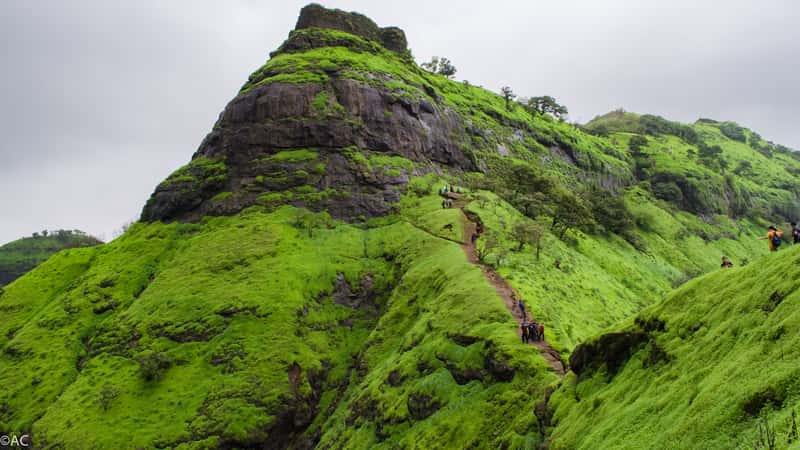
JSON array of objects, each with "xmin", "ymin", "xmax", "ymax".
[
  {"xmin": 458, "ymin": 186, "xmax": 767, "ymax": 355},
  {"xmin": 549, "ymin": 245, "xmax": 800, "ymax": 449},
  {"xmin": 0, "ymin": 198, "xmax": 556, "ymax": 449},
  {"xmin": 0, "ymin": 231, "xmax": 102, "ymax": 286},
  {"xmin": 4, "ymin": 11, "xmax": 800, "ymax": 448}
]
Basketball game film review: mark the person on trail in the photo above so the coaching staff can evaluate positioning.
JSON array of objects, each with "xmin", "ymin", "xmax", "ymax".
[
  {"xmin": 720, "ymin": 256, "xmax": 734, "ymax": 268},
  {"xmin": 449, "ymin": 184, "xmax": 454, "ymax": 193},
  {"xmin": 792, "ymin": 222, "xmax": 800, "ymax": 245},
  {"xmin": 521, "ymin": 320, "xmax": 530, "ymax": 343},
  {"xmin": 471, "ymin": 232, "xmax": 478, "ymax": 244},
  {"xmin": 538, "ymin": 323, "xmax": 545, "ymax": 341},
  {"xmin": 518, "ymin": 299, "xmax": 526, "ymax": 317},
  {"xmin": 526, "ymin": 321, "xmax": 537, "ymax": 341},
  {"xmin": 762, "ymin": 226, "xmax": 784, "ymax": 251},
  {"xmin": 442, "ymin": 199, "xmax": 447, "ymax": 209}
]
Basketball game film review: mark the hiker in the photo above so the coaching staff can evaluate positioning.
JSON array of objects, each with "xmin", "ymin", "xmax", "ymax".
[
  {"xmin": 521, "ymin": 320, "xmax": 530, "ymax": 343},
  {"xmin": 761, "ymin": 226, "xmax": 784, "ymax": 251},
  {"xmin": 471, "ymin": 232, "xmax": 478, "ymax": 244},
  {"xmin": 517, "ymin": 299, "xmax": 526, "ymax": 317},
  {"xmin": 538, "ymin": 323, "xmax": 545, "ymax": 341},
  {"xmin": 792, "ymin": 222, "xmax": 800, "ymax": 244},
  {"xmin": 442, "ymin": 199, "xmax": 447, "ymax": 209},
  {"xmin": 449, "ymin": 184, "xmax": 454, "ymax": 193},
  {"xmin": 529, "ymin": 321, "xmax": 539, "ymax": 341},
  {"xmin": 720, "ymin": 255, "xmax": 734, "ymax": 268}
]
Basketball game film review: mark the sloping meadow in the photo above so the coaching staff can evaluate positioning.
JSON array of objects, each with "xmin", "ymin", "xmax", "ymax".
[
  {"xmin": 0, "ymin": 205, "xmax": 557, "ymax": 449},
  {"xmin": 549, "ymin": 245, "xmax": 800, "ymax": 449}
]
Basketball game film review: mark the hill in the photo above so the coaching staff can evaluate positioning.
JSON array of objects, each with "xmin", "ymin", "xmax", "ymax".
[
  {"xmin": 0, "ymin": 230, "xmax": 102, "ymax": 286},
  {"xmin": 549, "ymin": 244, "xmax": 800, "ymax": 449},
  {"xmin": 1, "ymin": 4, "xmax": 799, "ymax": 448}
]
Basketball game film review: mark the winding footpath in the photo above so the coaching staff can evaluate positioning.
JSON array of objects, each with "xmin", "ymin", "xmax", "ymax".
[{"xmin": 444, "ymin": 194, "xmax": 566, "ymax": 376}]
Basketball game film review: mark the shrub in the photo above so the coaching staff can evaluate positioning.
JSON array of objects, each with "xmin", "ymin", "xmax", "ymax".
[
  {"xmin": 98, "ymin": 383, "xmax": 120, "ymax": 411},
  {"xmin": 718, "ymin": 122, "xmax": 746, "ymax": 142},
  {"xmin": 629, "ymin": 136, "xmax": 649, "ymax": 155},
  {"xmin": 652, "ymin": 182, "xmax": 683, "ymax": 203},
  {"xmin": 136, "ymin": 351, "xmax": 173, "ymax": 381}
]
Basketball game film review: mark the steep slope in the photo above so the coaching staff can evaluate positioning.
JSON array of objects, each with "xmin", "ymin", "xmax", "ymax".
[
  {"xmin": 0, "ymin": 202, "xmax": 558, "ymax": 449},
  {"xmin": 0, "ymin": 230, "xmax": 102, "ymax": 286},
  {"xmin": 549, "ymin": 245, "xmax": 800, "ymax": 449},
  {"xmin": 3, "ymin": 4, "xmax": 800, "ymax": 449},
  {"xmin": 140, "ymin": 4, "xmax": 629, "ymax": 224}
]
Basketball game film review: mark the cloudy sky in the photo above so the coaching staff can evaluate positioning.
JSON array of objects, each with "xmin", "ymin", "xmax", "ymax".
[{"xmin": 1, "ymin": 0, "xmax": 798, "ymax": 244}]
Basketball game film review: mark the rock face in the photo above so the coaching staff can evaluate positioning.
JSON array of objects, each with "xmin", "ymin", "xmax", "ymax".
[
  {"xmin": 141, "ymin": 4, "xmax": 473, "ymax": 223},
  {"xmin": 294, "ymin": 3, "xmax": 408, "ymax": 54},
  {"xmin": 140, "ymin": 3, "xmax": 629, "ymax": 224}
]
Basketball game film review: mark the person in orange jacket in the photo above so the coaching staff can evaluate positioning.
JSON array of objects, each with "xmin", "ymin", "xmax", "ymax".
[{"xmin": 762, "ymin": 226, "xmax": 784, "ymax": 251}]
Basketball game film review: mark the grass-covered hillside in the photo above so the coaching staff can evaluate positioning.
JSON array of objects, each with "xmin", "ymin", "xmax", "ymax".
[
  {"xmin": 3, "ymin": 4, "xmax": 800, "ymax": 448},
  {"xmin": 0, "ymin": 192, "xmax": 560, "ymax": 449},
  {"xmin": 0, "ymin": 230, "xmax": 102, "ymax": 286},
  {"xmin": 549, "ymin": 244, "xmax": 800, "ymax": 449},
  {"xmin": 585, "ymin": 110, "xmax": 800, "ymax": 220}
]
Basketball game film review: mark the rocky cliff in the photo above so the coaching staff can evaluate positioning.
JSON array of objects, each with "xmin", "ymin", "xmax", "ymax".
[{"xmin": 140, "ymin": 4, "xmax": 629, "ymax": 223}]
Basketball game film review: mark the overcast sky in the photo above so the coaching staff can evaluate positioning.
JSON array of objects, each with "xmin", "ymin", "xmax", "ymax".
[{"xmin": 1, "ymin": 0, "xmax": 798, "ymax": 244}]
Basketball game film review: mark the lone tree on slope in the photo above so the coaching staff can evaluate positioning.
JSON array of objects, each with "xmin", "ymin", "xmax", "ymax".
[
  {"xmin": 524, "ymin": 96, "xmax": 569, "ymax": 120},
  {"xmin": 501, "ymin": 86, "xmax": 516, "ymax": 110},
  {"xmin": 421, "ymin": 56, "xmax": 457, "ymax": 78}
]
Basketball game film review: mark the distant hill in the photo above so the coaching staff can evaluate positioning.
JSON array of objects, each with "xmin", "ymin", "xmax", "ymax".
[{"xmin": 0, "ymin": 230, "xmax": 103, "ymax": 286}]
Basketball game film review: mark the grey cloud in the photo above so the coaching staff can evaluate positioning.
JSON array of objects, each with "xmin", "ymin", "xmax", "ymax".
[{"xmin": 1, "ymin": 0, "xmax": 797, "ymax": 243}]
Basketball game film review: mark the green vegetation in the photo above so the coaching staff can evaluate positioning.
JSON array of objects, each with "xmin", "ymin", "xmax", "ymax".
[
  {"xmin": 549, "ymin": 245, "xmax": 800, "ymax": 449},
  {"xmin": 0, "ymin": 230, "xmax": 102, "ymax": 286},
  {"xmin": 262, "ymin": 148, "xmax": 319, "ymax": 163},
  {"xmin": 0, "ymin": 203, "xmax": 558, "ymax": 448},
  {"xmin": 6, "ymin": 12, "xmax": 800, "ymax": 448}
]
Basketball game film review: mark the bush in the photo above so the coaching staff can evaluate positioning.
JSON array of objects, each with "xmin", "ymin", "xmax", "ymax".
[
  {"xmin": 629, "ymin": 136, "xmax": 649, "ymax": 155},
  {"xmin": 136, "ymin": 350, "xmax": 173, "ymax": 381},
  {"xmin": 653, "ymin": 182, "xmax": 683, "ymax": 203},
  {"xmin": 718, "ymin": 122, "xmax": 746, "ymax": 142},
  {"xmin": 98, "ymin": 383, "xmax": 120, "ymax": 411}
]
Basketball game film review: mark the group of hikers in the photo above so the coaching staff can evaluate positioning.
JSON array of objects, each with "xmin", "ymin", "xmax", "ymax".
[
  {"xmin": 438, "ymin": 184, "xmax": 461, "ymax": 195},
  {"xmin": 514, "ymin": 297, "xmax": 546, "ymax": 343},
  {"xmin": 764, "ymin": 223, "xmax": 800, "ymax": 251},
  {"xmin": 439, "ymin": 185, "xmax": 461, "ymax": 209},
  {"xmin": 720, "ymin": 223, "xmax": 800, "ymax": 269}
]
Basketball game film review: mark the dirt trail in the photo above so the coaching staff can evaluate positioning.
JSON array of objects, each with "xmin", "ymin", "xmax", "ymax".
[{"xmin": 452, "ymin": 196, "xmax": 566, "ymax": 376}]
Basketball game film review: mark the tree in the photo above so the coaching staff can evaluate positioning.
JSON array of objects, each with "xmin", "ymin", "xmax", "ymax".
[
  {"xmin": 511, "ymin": 221, "xmax": 546, "ymax": 260},
  {"xmin": 421, "ymin": 56, "xmax": 457, "ymax": 78},
  {"xmin": 500, "ymin": 86, "xmax": 516, "ymax": 110},
  {"xmin": 41, "ymin": 230, "xmax": 48, "ymax": 237},
  {"xmin": 293, "ymin": 210, "xmax": 333, "ymax": 238},
  {"xmin": 582, "ymin": 188, "xmax": 634, "ymax": 235},
  {"xmin": 477, "ymin": 233, "xmax": 500, "ymax": 264},
  {"xmin": 550, "ymin": 189, "xmax": 593, "ymax": 239},
  {"xmin": 524, "ymin": 96, "xmax": 569, "ymax": 120}
]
